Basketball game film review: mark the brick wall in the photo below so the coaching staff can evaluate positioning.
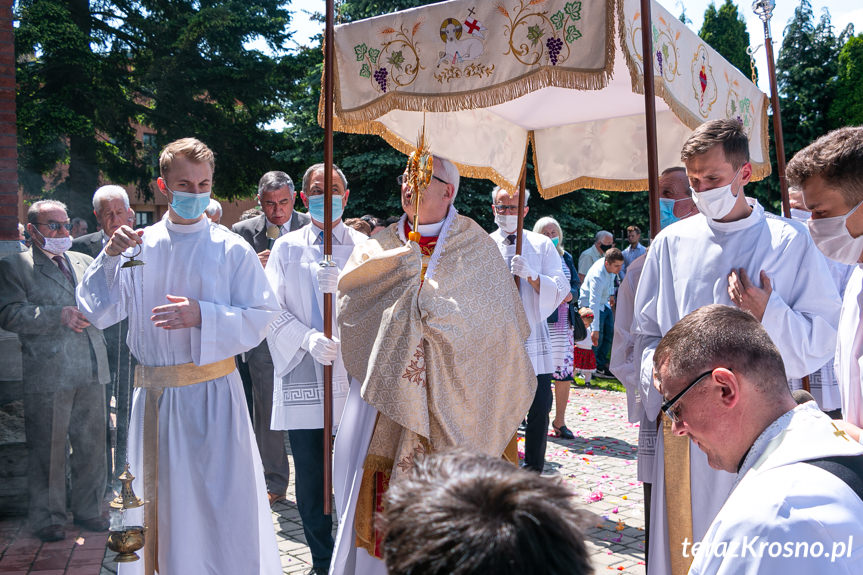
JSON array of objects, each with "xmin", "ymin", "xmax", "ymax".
[{"xmin": 0, "ymin": 0, "xmax": 15, "ymax": 242}]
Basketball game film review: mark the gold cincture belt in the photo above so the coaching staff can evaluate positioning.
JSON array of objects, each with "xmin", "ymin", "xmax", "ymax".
[{"xmin": 134, "ymin": 358, "xmax": 235, "ymax": 575}]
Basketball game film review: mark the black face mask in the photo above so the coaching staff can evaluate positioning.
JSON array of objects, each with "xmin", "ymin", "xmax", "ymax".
[{"xmin": 600, "ymin": 243, "xmax": 613, "ymax": 251}]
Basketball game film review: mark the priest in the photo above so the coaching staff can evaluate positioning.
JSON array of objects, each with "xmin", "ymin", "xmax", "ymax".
[
  {"xmin": 76, "ymin": 138, "xmax": 281, "ymax": 575},
  {"xmin": 632, "ymin": 119, "xmax": 841, "ymax": 575},
  {"xmin": 329, "ymin": 155, "xmax": 536, "ymax": 575}
]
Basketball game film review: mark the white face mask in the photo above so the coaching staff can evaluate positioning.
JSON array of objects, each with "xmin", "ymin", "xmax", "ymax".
[
  {"xmin": 495, "ymin": 214, "xmax": 518, "ymax": 234},
  {"xmin": 789, "ymin": 208, "xmax": 811, "ymax": 222},
  {"xmin": 33, "ymin": 227, "xmax": 72, "ymax": 255},
  {"xmin": 691, "ymin": 168, "xmax": 743, "ymax": 221},
  {"xmin": 806, "ymin": 201, "xmax": 863, "ymax": 265}
]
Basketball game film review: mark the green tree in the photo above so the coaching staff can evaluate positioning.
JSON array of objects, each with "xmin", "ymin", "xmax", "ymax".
[
  {"xmin": 776, "ymin": 0, "xmax": 851, "ymax": 152},
  {"xmin": 829, "ymin": 33, "xmax": 863, "ymax": 127},
  {"xmin": 747, "ymin": 0, "xmax": 851, "ymax": 212},
  {"xmin": 16, "ymin": 0, "xmax": 294, "ymax": 223},
  {"xmin": 698, "ymin": 0, "xmax": 754, "ymax": 80}
]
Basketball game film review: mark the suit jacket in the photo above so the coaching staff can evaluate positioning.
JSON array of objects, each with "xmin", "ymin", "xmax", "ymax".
[
  {"xmin": 231, "ymin": 211, "xmax": 310, "ymax": 360},
  {"xmin": 0, "ymin": 247, "xmax": 109, "ymax": 393},
  {"xmin": 70, "ymin": 230, "xmax": 106, "ymax": 259},
  {"xmin": 70, "ymin": 230, "xmax": 137, "ymax": 386},
  {"xmin": 231, "ymin": 211, "xmax": 310, "ymax": 254}
]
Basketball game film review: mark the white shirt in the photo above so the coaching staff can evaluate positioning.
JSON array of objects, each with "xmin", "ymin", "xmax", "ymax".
[
  {"xmin": 579, "ymin": 256, "xmax": 616, "ymax": 332},
  {"xmin": 836, "ymin": 266, "xmax": 863, "ymax": 428},
  {"xmin": 264, "ymin": 221, "xmax": 367, "ymax": 430},
  {"xmin": 689, "ymin": 402, "xmax": 863, "ymax": 575},
  {"xmin": 491, "ymin": 228, "xmax": 568, "ymax": 375}
]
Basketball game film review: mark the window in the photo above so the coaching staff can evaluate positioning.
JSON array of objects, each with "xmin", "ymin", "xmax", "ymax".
[{"xmin": 135, "ymin": 211, "xmax": 154, "ymax": 228}]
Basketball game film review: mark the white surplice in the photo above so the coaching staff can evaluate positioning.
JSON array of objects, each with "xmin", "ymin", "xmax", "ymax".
[
  {"xmin": 491, "ymin": 228, "xmax": 568, "ymax": 375},
  {"xmin": 632, "ymin": 200, "xmax": 842, "ymax": 575},
  {"xmin": 76, "ymin": 217, "xmax": 281, "ymax": 575},
  {"xmin": 265, "ymin": 221, "xmax": 367, "ymax": 430},
  {"xmin": 689, "ymin": 402, "xmax": 863, "ymax": 575},
  {"xmin": 609, "ymin": 254, "xmax": 656, "ymax": 484},
  {"xmin": 837, "ymin": 266, "xmax": 863, "ymax": 428}
]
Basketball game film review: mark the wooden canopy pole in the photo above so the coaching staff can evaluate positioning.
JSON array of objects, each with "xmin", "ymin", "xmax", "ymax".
[
  {"xmin": 764, "ymin": 35, "xmax": 790, "ymax": 217},
  {"xmin": 322, "ymin": 0, "xmax": 335, "ymax": 515},
  {"xmin": 639, "ymin": 0, "xmax": 661, "ymax": 240}
]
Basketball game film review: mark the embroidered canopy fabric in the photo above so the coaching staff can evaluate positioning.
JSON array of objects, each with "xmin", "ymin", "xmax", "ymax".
[{"xmin": 323, "ymin": 0, "xmax": 770, "ymax": 197}]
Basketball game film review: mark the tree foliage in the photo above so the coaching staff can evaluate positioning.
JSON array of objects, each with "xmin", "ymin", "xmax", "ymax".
[
  {"xmin": 16, "ymin": 0, "xmax": 293, "ymax": 224},
  {"xmin": 699, "ymin": 0, "xmax": 754, "ymax": 80},
  {"xmin": 829, "ymin": 33, "xmax": 863, "ymax": 127}
]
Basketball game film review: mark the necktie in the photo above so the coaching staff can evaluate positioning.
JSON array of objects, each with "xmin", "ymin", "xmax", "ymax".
[
  {"xmin": 53, "ymin": 255, "xmax": 75, "ymax": 285},
  {"xmin": 506, "ymin": 234, "xmax": 517, "ymax": 245}
]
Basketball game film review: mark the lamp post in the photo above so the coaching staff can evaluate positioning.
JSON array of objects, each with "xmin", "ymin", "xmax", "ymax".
[{"xmin": 752, "ymin": 0, "xmax": 790, "ymax": 218}]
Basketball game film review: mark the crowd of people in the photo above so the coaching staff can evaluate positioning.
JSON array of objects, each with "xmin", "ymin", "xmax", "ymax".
[{"xmin": 1, "ymin": 119, "xmax": 862, "ymax": 575}]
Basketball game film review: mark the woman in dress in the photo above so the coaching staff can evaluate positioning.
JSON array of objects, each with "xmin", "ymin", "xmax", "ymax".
[{"xmin": 534, "ymin": 217, "xmax": 579, "ymax": 440}]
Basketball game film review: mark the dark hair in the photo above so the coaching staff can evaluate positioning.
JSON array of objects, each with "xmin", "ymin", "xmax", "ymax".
[
  {"xmin": 604, "ymin": 247, "xmax": 624, "ymax": 263},
  {"xmin": 654, "ymin": 304, "xmax": 787, "ymax": 395},
  {"xmin": 626, "ymin": 225, "xmax": 641, "ymax": 235},
  {"xmin": 787, "ymin": 126, "xmax": 863, "ymax": 206},
  {"xmin": 380, "ymin": 449, "xmax": 593, "ymax": 575},
  {"xmin": 661, "ymin": 166, "xmax": 687, "ymax": 176},
  {"xmin": 680, "ymin": 119, "xmax": 750, "ymax": 169}
]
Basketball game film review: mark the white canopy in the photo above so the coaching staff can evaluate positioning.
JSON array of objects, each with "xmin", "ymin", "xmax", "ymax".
[{"xmin": 323, "ymin": 0, "xmax": 770, "ymax": 197}]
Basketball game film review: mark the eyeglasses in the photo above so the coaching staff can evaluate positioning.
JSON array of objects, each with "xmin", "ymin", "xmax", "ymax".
[
  {"xmin": 35, "ymin": 221, "xmax": 73, "ymax": 231},
  {"xmin": 660, "ymin": 369, "xmax": 714, "ymax": 424},
  {"xmin": 397, "ymin": 174, "xmax": 450, "ymax": 187},
  {"xmin": 493, "ymin": 204, "xmax": 520, "ymax": 215}
]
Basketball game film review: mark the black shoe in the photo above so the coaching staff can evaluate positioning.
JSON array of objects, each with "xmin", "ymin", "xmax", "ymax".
[
  {"xmin": 305, "ymin": 567, "xmax": 329, "ymax": 575},
  {"xmin": 553, "ymin": 423, "xmax": 575, "ymax": 440},
  {"xmin": 595, "ymin": 368, "xmax": 614, "ymax": 379},
  {"xmin": 74, "ymin": 516, "xmax": 109, "ymax": 532},
  {"xmin": 36, "ymin": 524, "xmax": 65, "ymax": 542}
]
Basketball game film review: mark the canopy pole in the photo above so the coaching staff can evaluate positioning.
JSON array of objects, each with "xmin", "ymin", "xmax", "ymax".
[
  {"xmin": 515, "ymin": 167, "xmax": 526, "ymax": 257},
  {"xmin": 322, "ymin": 0, "xmax": 335, "ymax": 516},
  {"xmin": 761, "ymin": 20, "xmax": 790, "ymax": 217},
  {"xmin": 639, "ymin": 0, "xmax": 661, "ymax": 239}
]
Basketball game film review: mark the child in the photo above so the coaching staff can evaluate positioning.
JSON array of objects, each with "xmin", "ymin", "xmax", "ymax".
[{"xmin": 573, "ymin": 308, "xmax": 596, "ymax": 383}]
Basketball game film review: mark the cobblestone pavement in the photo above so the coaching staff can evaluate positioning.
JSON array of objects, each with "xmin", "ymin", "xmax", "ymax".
[{"xmin": 100, "ymin": 383, "xmax": 645, "ymax": 574}]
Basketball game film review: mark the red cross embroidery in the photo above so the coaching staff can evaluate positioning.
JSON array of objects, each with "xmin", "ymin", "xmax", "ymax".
[{"xmin": 464, "ymin": 18, "xmax": 480, "ymax": 34}]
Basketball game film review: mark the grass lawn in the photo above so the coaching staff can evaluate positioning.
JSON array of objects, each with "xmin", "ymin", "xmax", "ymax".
[{"xmin": 569, "ymin": 373, "xmax": 625, "ymax": 393}]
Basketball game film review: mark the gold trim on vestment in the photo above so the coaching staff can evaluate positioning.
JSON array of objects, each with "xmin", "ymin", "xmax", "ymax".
[
  {"xmin": 133, "ymin": 358, "xmax": 236, "ymax": 575},
  {"xmin": 662, "ymin": 415, "xmax": 694, "ymax": 575}
]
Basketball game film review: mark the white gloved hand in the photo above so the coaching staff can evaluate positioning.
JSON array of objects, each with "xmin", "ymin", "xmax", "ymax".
[
  {"xmin": 510, "ymin": 254, "xmax": 538, "ymax": 280},
  {"xmin": 317, "ymin": 264, "xmax": 339, "ymax": 294},
  {"xmin": 302, "ymin": 329, "xmax": 340, "ymax": 365}
]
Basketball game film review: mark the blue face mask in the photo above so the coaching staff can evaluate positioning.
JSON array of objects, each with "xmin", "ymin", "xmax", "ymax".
[
  {"xmin": 551, "ymin": 237, "xmax": 559, "ymax": 247},
  {"xmin": 169, "ymin": 189, "xmax": 211, "ymax": 220},
  {"xmin": 308, "ymin": 194, "xmax": 344, "ymax": 223},
  {"xmin": 659, "ymin": 197, "xmax": 681, "ymax": 229}
]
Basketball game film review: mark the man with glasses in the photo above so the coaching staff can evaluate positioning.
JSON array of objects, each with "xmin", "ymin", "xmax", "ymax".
[
  {"xmin": 632, "ymin": 119, "xmax": 841, "ymax": 575},
  {"xmin": 330, "ymin": 156, "xmax": 536, "ymax": 574},
  {"xmin": 264, "ymin": 163, "xmax": 366, "ymax": 575},
  {"xmin": 654, "ymin": 304, "xmax": 863, "ymax": 574},
  {"xmin": 232, "ymin": 170, "xmax": 310, "ymax": 507},
  {"xmin": 0, "ymin": 200, "xmax": 110, "ymax": 542},
  {"xmin": 490, "ymin": 185, "xmax": 569, "ymax": 473}
]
